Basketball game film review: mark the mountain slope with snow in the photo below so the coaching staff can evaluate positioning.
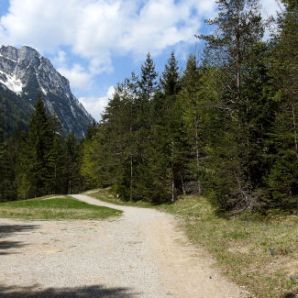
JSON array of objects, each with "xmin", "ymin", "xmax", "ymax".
[{"xmin": 0, "ymin": 45, "xmax": 94, "ymax": 138}]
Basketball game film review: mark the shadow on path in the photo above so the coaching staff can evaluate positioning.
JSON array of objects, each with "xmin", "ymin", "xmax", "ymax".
[
  {"xmin": 0, "ymin": 224, "xmax": 38, "ymax": 255},
  {"xmin": 0, "ymin": 241, "xmax": 24, "ymax": 250},
  {"xmin": 0, "ymin": 284, "xmax": 137, "ymax": 298},
  {"xmin": 0, "ymin": 224, "xmax": 38, "ymax": 237}
]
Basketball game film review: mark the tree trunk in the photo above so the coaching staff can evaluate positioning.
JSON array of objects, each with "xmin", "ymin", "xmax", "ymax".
[
  {"xmin": 171, "ymin": 178, "xmax": 176, "ymax": 202},
  {"xmin": 291, "ymin": 102, "xmax": 298, "ymax": 159},
  {"xmin": 170, "ymin": 140, "xmax": 176, "ymax": 202},
  {"xmin": 130, "ymin": 104, "xmax": 133, "ymax": 200},
  {"xmin": 236, "ymin": 11, "xmax": 241, "ymax": 102},
  {"xmin": 54, "ymin": 164, "xmax": 57, "ymax": 195},
  {"xmin": 181, "ymin": 176, "xmax": 186, "ymax": 195},
  {"xmin": 195, "ymin": 118, "xmax": 201, "ymax": 195},
  {"xmin": 130, "ymin": 153, "xmax": 133, "ymax": 201}
]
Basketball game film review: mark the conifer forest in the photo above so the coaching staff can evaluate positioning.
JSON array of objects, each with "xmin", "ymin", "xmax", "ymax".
[{"xmin": 1, "ymin": 0, "xmax": 297, "ymax": 213}]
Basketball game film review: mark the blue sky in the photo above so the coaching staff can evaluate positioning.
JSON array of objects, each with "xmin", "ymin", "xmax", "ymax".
[{"xmin": 0, "ymin": 0, "xmax": 282, "ymax": 120}]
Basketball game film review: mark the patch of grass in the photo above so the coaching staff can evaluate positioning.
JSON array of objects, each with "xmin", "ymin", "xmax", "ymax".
[
  {"xmin": 0, "ymin": 196, "xmax": 122, "ymax": 220},
  {"xmin": 159, "ymin": 196, "xmax": 298, "ymax": 298},
  {"xmin": 88, "ymin": 189, "xmax": 153, "ymax": 208}
]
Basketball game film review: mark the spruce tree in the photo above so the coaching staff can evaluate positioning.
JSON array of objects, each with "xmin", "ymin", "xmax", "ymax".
[
  {"xmin": 201, "ymin": 0, "xmax": 267, "ymax": 210},
  {"xmin": 22, "ymin": 98, "xmax": 56, "ymax": 197},
  {"xmin": 178, "ymin": 56, "xmax": 204, "ymax": 194},
  {"xmin": 0, "ymin": 116, "xmax": 17, "ymax": 201},
  {"xmin": 266, "ymin": 0, "xmax": 298, "ymax": 209},
  {"xmin": 81, "ymin": 75, "xmax": 138, "ymax": 199},
  {"xmin": 48, "ymin": 134, "xmax": 67, "ymax": 194},
  {"xmin": 146, "ymin": 53, "xmax": 182, "ymax": 202},
  {"xmin": 133, "ymin": 54, "xmax": 158, "ymax": 200},
  {"xmin": 64, "ymin": 133, "xmax": 83, "ymax": 194}
]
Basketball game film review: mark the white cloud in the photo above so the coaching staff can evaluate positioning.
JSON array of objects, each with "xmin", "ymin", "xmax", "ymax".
[
  {"xmin": 79, "ymin": 86, "xmax": 115, "ymax": 121},
  {"xmin": 0, "ymin": 0, "xmax": 217, "ymax": 72},
  {"xmin": 53, "ymin": 50, "xmax": 67, "ymax": 66},
  {"xmin": 58, "ymin": 64, "xmax": 93, "ymax": 91},
  {"xmin": 0, "ymin": 0, "xmax": 79, "ymax": 52},
  {"xmin": 0, "ymin": 0, "xmax": 283, "ymax": 116},
  {"xmin": 261, "ymin": 0, "xmax": 284, "ymax": 18},
  {"xmin": 0, "ymin": 0, "xmax": 281, "ymax": 74}
]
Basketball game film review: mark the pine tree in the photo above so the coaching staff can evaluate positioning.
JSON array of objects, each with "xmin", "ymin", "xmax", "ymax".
[
  {"xmin": 160, "ymin": 53, "xmax": 185, "ymax": 201},
  {"xmin": 178, "ymin": 56, "xmax": 204, "ymax": 194},
  {"xmin": 132, "ymin": 54, "xmax": 158, "ymax": 200},
  {"xmin": 81, "ymin": 75, "xmax": 138, "ymax": 199},
  {"xmin": 20, "ymin": 98, "xmax": 56, "ymax": 197},
  {"xmin": 80, "ymin": 124, "xmax": 100, "ymax": 189},
  {"xmin": 200, "ymin": 0, "xmax": 267, "ymax": 210},
  {"xmin": 0, "ymin": 110, "xmax": 17, "ymax": 201},
  {"xmin": 139, "ymin": 53, "xmax": 158, "ymax": 100},
  {"xmin": 266, "ymin": 0, "xmax": 298, "ymax": 209},
  {"xmin": 146, "ymin": 53, "xmax": 182, "ymax": 202},
  {"xmin": 48, "ymin": 134, "xmax": 67, "ymax": 194},
  {"xmin": 64, "ymin": 133, "xmax": 83, "ymax": 194}
]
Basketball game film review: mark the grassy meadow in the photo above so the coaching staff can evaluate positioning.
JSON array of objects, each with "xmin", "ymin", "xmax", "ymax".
[{"xmin": 0, "ymin": 196, "xmax": 122, "ymax": 220}]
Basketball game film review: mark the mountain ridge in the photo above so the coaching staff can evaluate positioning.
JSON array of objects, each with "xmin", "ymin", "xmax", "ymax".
[{"xmin": 0, "ymin": 45, "xmax": 94, "ymax": 138}]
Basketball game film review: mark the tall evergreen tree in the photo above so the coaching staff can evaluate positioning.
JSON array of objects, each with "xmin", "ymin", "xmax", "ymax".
[
  {"xmin": 146, "ymin": 52, "xmax": 182, "ymax": 202},
  {"xmin": 178, "ymin": 56, "xmax": 204, "ymax": 194},
  {"xmin": 20, "ymin": 98, "xmax": 56, "ymax": 197},
  {"xmin": 48, "ymin": 134, "xmax": 67, "ymax": 194},
  {"xmin": 266, "ymin": 0, "xmax": 298, "ymax": 209},
  {"xmin": 81, "ymin": 75, "xmax": 138, "ymax": 199},
  {"xmin": 64, "ymin": 133, "xmax": 83, "ymax": 194},
  {"xmin": 0, "ymin": 112, "xmax": 17, "ymax": 201},
  {"xmin": 200, "ymin": 0, "xmax": 268, "ymax": 210},
  {"xmin": 132, "ymin": 54, "xmax": 158, "ymax": 200}
]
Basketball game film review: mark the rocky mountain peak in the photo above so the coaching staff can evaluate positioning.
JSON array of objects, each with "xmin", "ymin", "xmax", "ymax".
[{"xmin": 0, "ymin": 45, "xmax": 94, "ymax": 138}]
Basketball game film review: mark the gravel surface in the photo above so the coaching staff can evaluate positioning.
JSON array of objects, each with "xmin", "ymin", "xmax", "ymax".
[{"xmin": 0, "ymin": 194, "xmax": 249, "ymax": 298}]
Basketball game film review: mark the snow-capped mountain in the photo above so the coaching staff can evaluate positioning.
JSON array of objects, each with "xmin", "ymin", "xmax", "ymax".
[{"xmin": 0, "ymin": 45, "xmax": 94, "ymax": 138}]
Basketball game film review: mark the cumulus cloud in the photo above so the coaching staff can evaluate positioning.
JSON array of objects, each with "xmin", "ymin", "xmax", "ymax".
[
  {"xmin": 0, "ymin": 0, "xmax": 282, "ymax": 116},
  {"xmin": 0, "ymin": 0, "xmax": 216, "ymax": 101},
  {"xmin": 53, "ymin": 50, "xmax": 67, "ymax": 66},
  {"xmin": 261, "ymin": 0, "xmax": 284, "ymax": 18},
  {"xmin": 0, "ymin": 0, "xmax": 282, "ymax": 69},
  {"xmin": 58, "ymin": 64, "xmax": 93, "ymax": 92},
  {"xmin": 0, "ymin": 0, "xmax": 79, "ymax": 51},
  {"xmin": 0, "ymin": 0, "xmax": 216, "ymax": 71},
  {"xmin": 79, "ymin": 86, "xmax": 115, "ymax": 121}
]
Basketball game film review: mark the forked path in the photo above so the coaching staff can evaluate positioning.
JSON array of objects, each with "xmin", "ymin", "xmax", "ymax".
[
  {"xmin": 72, "ymin": 194, "xmax": 248, "ymax": 298},
  {"xmin": 0, "ymin": 194, "xmax": 248, "ymax": 298}
]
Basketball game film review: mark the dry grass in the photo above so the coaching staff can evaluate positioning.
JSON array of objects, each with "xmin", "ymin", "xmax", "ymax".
[{"xmin": 160, "ymin": 196, "xmax": 298, "ymax": 298}]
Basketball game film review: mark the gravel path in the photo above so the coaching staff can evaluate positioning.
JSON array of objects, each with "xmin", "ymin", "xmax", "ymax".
[{"xmin": 0, "ymin": 194, "xmax": 248, "ymax": 298}]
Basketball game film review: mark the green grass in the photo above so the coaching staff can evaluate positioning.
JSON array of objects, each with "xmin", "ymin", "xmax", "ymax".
[
  {"xmin": 88, "ymin": 188, "xmax": 153, "ymax": 208},
  {"xmin": 159, "ymin": 196, "xmax": 298, "ymax": 298},
  {"xmin": 0, "ymin": 196, "xmax": 122, "ymax": 220}
]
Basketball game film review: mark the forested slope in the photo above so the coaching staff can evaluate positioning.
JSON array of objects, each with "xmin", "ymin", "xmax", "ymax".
[
  {"xmin": 0, "ymin": 0, "xmax": 297, "ymax": 213},
  {"xmin": 81, "ymin": 0, "xmax": 298, "ymax": 212}
]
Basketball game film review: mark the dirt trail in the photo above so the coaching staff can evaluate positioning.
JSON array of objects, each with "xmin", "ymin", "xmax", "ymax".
[
  {"xmin": 0, "ymin": 194, "xmax": 248, "ymax": 297},
  {"xmin": 73, "ymin": 194, "xmax": 248, "ymax": 298}
]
